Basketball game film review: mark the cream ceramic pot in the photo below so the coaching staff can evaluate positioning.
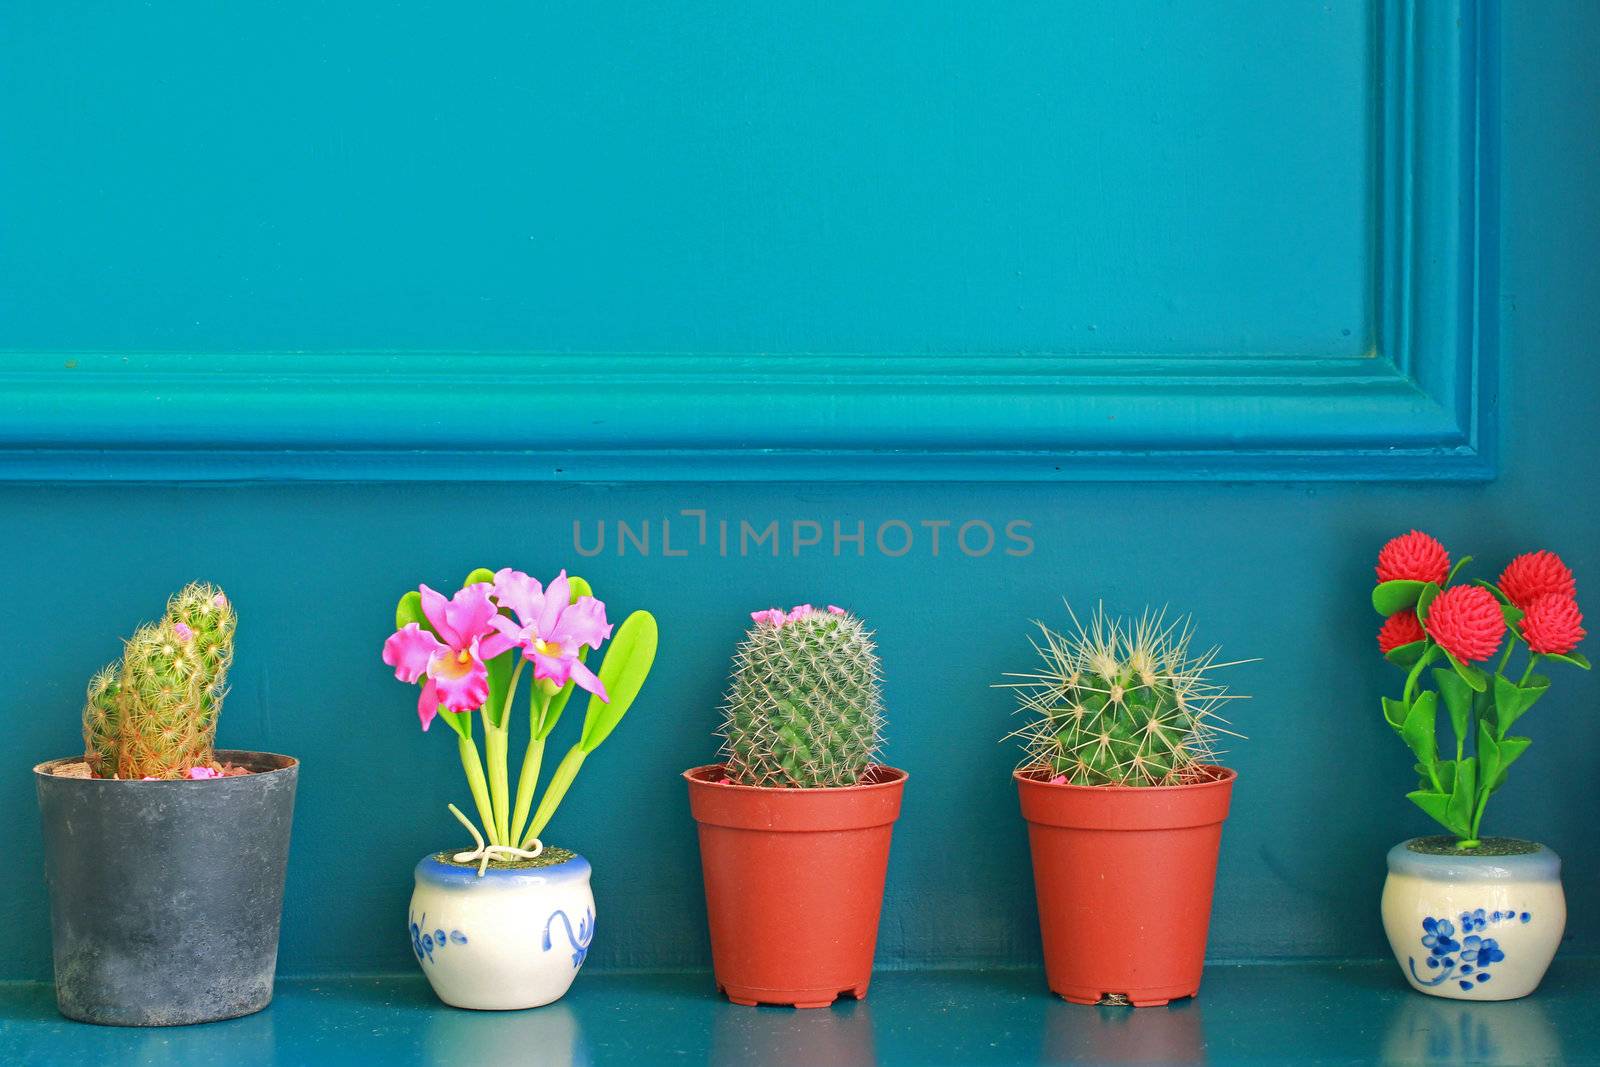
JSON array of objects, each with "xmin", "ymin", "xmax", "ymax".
[
  {"xmin": 1381, "ymin": 838, "xmax": 1564, "ymax": 1001},
  {"xmin": 409, "ymin": 851, "xmax": 595, "ymax": 1010}
]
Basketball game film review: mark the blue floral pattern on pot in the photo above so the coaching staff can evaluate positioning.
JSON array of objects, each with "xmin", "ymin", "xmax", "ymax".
[
  {"xmin": 1408, "ymin": 909, "xmax": 1530, "ymax": 991},
  {"xmin": 409, "ymin": 910, "xmax": 469, "ymax": 964},
  {"xmin": 543, "ymin": 907, "xmax": 594, "ymax": 968}
]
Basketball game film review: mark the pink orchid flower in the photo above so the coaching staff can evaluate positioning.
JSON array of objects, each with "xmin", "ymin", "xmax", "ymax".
[
  {"xmin": 486, "ymin": 569, "xmax": 614, "ymax": 700},
  {"xmin": 382, "ymin": 582, "xmax": 500, "ymax": 730}
]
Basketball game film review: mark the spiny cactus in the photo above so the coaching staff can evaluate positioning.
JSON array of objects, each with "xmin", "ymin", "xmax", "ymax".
[
  {"xmin": 81, "ymin": 582, "xmax": 236, "ymax": 779},
  {"xmin": 718, "ymin": 604, "xmax": 884, "ymax": 788},
  {"xmin": 1002, "ymin": 606, "xmax": 1240, "ymax": 787}
]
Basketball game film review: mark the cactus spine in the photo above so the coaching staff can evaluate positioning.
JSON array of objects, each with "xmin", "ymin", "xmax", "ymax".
[
  {"xmin": 719, "ymin": 607, "xmax": 884, "ymax": 788},
  {"xmin": 1004, "ymin": 607, "xmax": 1237, "ymax": 787},
  {"xmin": 81, "ymin": 582, "xmax": 236, "ymax": 779}
]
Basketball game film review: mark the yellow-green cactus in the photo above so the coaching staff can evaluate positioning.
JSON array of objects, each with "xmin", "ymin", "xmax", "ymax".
[{"xmin": 80, "ymin": 582, "xmax": 236, "ymax": 779}]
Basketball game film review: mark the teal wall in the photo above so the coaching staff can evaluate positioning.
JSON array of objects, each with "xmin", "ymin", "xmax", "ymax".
[{"xmin": 3, "ymin": 2, "xmax": 1598, "ymax": 982}]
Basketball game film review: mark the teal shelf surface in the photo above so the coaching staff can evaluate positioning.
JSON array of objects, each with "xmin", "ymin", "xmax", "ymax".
[{"xmin": 2, "ymin": 961, "xmax": 1596, "ymax": 1066}]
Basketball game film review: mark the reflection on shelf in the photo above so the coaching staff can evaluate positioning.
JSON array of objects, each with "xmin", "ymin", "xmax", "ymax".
[
  {"xmin": 425, "ymin": 1000, "xmax": 590, "ymax": 1067},
  {"xmin": 1043, "ymin": 997, "xmax": 1205, "ymax": 1065},
  {"xmin": 712, "ymin": 997, "xmax": 875, "ymax": 1067},
  {"xmin": 1381, "ymin": 993, "xmax": 1561, "ymax": 1065}
]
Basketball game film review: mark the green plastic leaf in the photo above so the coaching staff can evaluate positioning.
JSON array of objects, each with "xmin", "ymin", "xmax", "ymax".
[
  {"xmin": 1500, "ymin": 603, "xmax": 1525, "ymax": 627},
  {"xmin": 1435, "ymin": 759, "xmax": 1457, "ymax": 795},
  {"xmin": 1432, "ymin": 668, "xmax": 1472, "ymax": 749},
  {"xmin": 1473, "ymin": 580, "xmax": 1513, "ymax": 605},
  {"xmin": 1384, "ymin": 640, "xmax": 1428, "ymax": 668},
  {"xmin": 1477, "ymin": 722, "xmax": 1500, "ymax": 789},
  {"xmin": 1400, "ymin": 692, "xmax": 1438, "ymax": 766},
  {"xmin": 579, "ymin": 611, "xmax": 658, "ymax": 753},
  {"xmin": 1495, "ymin": 674, "xmax": 1548, "ymax": 737},
  {"xmin": 1446, "ymin": 652, "xmax": 1488, "ymax": 693},
  {"xmin": 1416, "ymin": 583, "xmax": 1442, "ymax": 624},
  {"xmin": 1544, "ymin": 651, "xmax": 1591, "ymax": 670},
  {"xmin": 1447, "ymin": 757, "xmax": 1477, "ymax": 834},
  {"xmin": 1492, "ymin": 737, "xmax": 1531, "ymax": 791},
  {"xmin": 1407, "ymin": 790, "xmax": 1454, "ymax": 835},
  {"xmin": 1382, "ymin": 696, "xmax": 1410, "ymax": 731},
  {"xmin": 463, "ymin": 567, "xmax": 497, "ymax": 587},
  {"xmin": 396, "ymin": 590, "xmax": 432, "ymax": 633},
  {"xmin": 1373, "ymin": 580, "xmax": 1426, "ymax": 616}
]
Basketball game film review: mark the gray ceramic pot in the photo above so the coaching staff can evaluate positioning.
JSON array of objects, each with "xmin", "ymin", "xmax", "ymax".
[{"xmin": 34, "ymin": 750, "xmax": 298, "ymax": 1026}]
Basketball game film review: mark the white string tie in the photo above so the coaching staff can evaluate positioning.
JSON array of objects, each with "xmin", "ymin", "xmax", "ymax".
[{"xmin": 446, "ymin": 803, "xmax": 543, "ymax": 877}]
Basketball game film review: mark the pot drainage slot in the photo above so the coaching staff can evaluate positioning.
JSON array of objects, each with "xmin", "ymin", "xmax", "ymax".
[{"xmin": 1098, "ymin": 993, "xmax": 1132, "ymax": 1006}]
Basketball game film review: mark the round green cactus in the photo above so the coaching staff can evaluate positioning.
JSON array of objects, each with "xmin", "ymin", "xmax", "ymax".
[
  {"xmin": 719, "ymin": 606, "xmax": 884, "ymax": 788},
  {"xmin": 1004, "ymin": 607, "xmax": 1238, "ymax": 787},
  {"xmin": 81, "ymin": 582, "xmax": 236, "ymax": 779}
]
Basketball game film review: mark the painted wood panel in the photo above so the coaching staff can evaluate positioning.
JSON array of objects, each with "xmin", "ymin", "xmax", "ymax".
[{"xmin": 0, "ymin": 2, "xmax": 1492, "ymax": 479}]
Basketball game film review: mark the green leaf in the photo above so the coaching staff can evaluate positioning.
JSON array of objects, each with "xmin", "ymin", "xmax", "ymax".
[
  {"xmin": 1374, "ymin": 580, "xmax": 1426, "ymax": 616},
  {"xmin": 578, "ymin": 610, "xmax": 659, "ymax": 753},
  {"xmin": 1435, "ymin": 759, "xmax": 1457, "ymax": 796},
  {"xmin": 1407, "ymin": 790, "xmax": 1455, "ymax": 835},
  {"xmin": 1446, "ymin": 652, "xmax": 1488, "ymax": 693},
  {"xmin": 1495, "ymin": 674, "xmax": 1548, "ymax": 737},
  {"xmin": 1477, "ymin": 722, "xmax": 1500, "ymax": 789},
  {"xmin": 463, "ymin": 567, "xmax": 497, "ymax": 587},
  {"xmin": 1432, "ymin": 668, "xmax": 1472, "ymax": 749},
  {"xmin": 1384, "ymin": 640, "xmax": 1428, "ymax": 668},
  {"xmin": 1500, "ymin": 603, "xmax": 1525, "ymax": 627},
  {"xmin": 1474, "ymin": 580, "xmax": 1513, "ymax": 605},
  {"xmin": 1400, "ymin": 692, "xmax": 1439, "ymax": 765},
  {"xmin": 396, "ymin": 590, "xmax": 432, "ymax": 633},
  {"xmin": 1416, "ymin": 583, "xmax": 1443, "ymax": 624},
  {"xmin": 1492, "ymin": 737, "xmax": 1531, "ymax": 791},
  {"xmin": 1447, "ymin": 757, "xmax": 1477, "ymax": 834},
  {"xmin": 1544, "ymin": 651, "xmax": 1591, "ymax": 670},
  {"xmin": 1382, "ymin": 696, "xmax": 1410, "ymax": 730}
]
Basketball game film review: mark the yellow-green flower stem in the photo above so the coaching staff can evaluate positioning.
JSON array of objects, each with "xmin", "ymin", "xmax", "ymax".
[
  {"xmin": 523, "ymin": 745, "xmax": 586, "ymax": 848},
  {"xmin": 456, "ymin": 733, "xmax": 497, "ymax": 847},
  {"xmin": 483, "ymin": 659, "xmax": 526, "ymax": 847},
  {"xmin": 508, "ymin": 684, "xmax": 551, "ymax": 846}
]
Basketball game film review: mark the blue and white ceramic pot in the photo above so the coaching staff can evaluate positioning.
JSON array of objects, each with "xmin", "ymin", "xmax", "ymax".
[
  {"xmin": 409, "ymin": 850, "xmax": 595, "ymax": 1010},
  {"xmin": 1382, "ymin": 837, "xmax": 1565, "ymax": 1001}
]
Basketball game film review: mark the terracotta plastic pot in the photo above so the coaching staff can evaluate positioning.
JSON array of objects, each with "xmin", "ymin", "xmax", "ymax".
[
  {"xmin": 1015, "ymin": 766, "xmax": 1235, "ymax": 1007},
  {"xmin": 684, "ymin": 763, "xmax": 907, "ymax": 1008}
]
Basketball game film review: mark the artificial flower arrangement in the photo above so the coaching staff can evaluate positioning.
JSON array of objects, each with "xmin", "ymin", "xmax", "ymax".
[
  {"xmin": 1001, "ymin": 605, "xmax": 1245, "ymax": 1007},
  {"xmin": 683, "ymin": 603, "xmax": 907, "ymax": 1009},
  {"xmin": 381, "ymin": 566, "xmax": 657, "ymax": 1011},
  {"xmin": 35, "ymin": 583, "xmax": 299, "ymax": 1026},
  {"xmin": 1372, "ymin": 531, "xmax": 1584, "ymax": 1000}
]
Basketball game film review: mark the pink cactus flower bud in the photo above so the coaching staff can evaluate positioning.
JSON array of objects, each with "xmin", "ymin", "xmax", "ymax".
[
  {"xmin": 173, "ymin": 622, "xmax": 194, "ymax": 642},
  {"xmin": 187, "ymin": 766, "xmax": 221, "ymax": 780},
  {"xmin": 827, "ymin": 605, "xmax": 846, "ymax": 615},
  {"xmin": 213, "ymin": 593, "xmax": 228, "ymax": 608}
]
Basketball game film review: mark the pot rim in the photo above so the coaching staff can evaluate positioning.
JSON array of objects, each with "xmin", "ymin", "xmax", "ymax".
[
  {"xmin": 683, "ymin": 762, "xmax": 908, "ymax": 793},
  {"xmin": 1013, "ymin": 764, "xmax": 1236, "ymax": 793},
  {"xmin": 415, "ymin": 849, "xmax": 591, "ymax": 886},
  {"xmin": 1387, "ymin": 837, "xmax": 1561, "ymax": 882},
  {"xmin": 34, "ymin": 749, "xmax": 299, "ymax": 782}
]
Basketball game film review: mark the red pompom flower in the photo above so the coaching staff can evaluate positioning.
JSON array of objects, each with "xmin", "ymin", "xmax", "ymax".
[
  {"xmin": 1425, "ymin": 585, "xmax": 1506, "ymax": 662},
  {"xmin": 1377, "ymin": 610, "xmax": 1425, "ymax": 653},
  {"xmin": 1497, "ymin": 550, "xmax": 1576, "ymax": 609},
  {"xmin": 1377, "ymin": 531, "xmax": 1450, "ymax": 585},
  {"xmin": 1519, "ymin": 594, "xmax": 1586, "ymax": 656}
]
